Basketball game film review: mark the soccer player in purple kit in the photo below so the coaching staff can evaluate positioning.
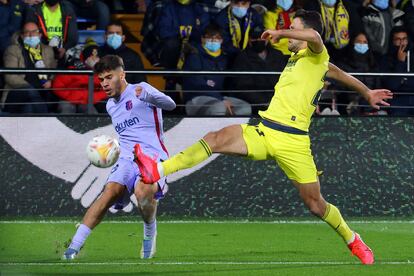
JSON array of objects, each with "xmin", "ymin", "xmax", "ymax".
[{"xmin": 63, "ymin": 55, "xmax": 176, "ymax": 260}]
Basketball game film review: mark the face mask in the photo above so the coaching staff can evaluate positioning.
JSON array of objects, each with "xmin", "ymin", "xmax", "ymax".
[
  {"xmin": 354, "ymin": 43, "xmax": 369, "ymax": 54},
  {"xmin": 106, "ymin": 34, "xmax": 122, "ymax": 50},
  {"xmin": 321, "ymin": 0, "xmax": 336, "ymax": 7},
  {"xmin": 232, "ymin": 6, "xmax": 248, "ymax": 18},
  {"xmin": 251, "ymin": 40, "xmax": 266, "ymax": 53},
  {"xmin": 277, "ymin": 0, "xmax": 293, "ymax": 11},
  {"xmin": 204, "ymin": 41, "xmax": 221, "ymax": 52},
  {"xmin": 372, "ymin": 0, "xmax": 389, "ymax": 10},
  {"xmin": 177, "ymin": 0, "xmax": 192, "ymax": 4},
  {"xmin": 23, "ymin": 36, "xmax": 41, "ymax": 48},
  {"xmin": 45, "ymin": 0, "xmax": 59, "ymax": 6}
]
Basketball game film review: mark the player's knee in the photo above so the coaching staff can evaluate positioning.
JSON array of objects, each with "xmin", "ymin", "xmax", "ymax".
[
  {"xmin": 203, "ymin": 131, "xmax": 219, "ymax": 151},
  {"xmin": 135, "ymin": 188, "xmax": 155, "ymax": 208}
]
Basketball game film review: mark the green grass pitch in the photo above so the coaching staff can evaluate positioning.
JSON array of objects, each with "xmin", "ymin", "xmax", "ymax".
[{"xmin": 0, "ymin": 220, "xmax": 413, "ymax": 275}]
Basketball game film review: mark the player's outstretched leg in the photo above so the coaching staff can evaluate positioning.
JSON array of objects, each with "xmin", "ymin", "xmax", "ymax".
[
  {"xmin": 135, "ymin": 181, "xmax": 158, "ymax": 259},
  {"xmin": 63, "ymin": 183, "xmax": 125, "ymax": 260},
  {"xmin": 296, "ymin": 181, "xmax": 374, "ymax": 265},
  {"xmin": 134, "ymin": 125, "xmax": 247, "ymax": 184}
]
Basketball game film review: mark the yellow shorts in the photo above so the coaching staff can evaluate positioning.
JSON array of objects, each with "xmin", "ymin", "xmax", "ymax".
[{"xmin": 241, "ymin": 122, "xmax": 318, "ymax": 184}]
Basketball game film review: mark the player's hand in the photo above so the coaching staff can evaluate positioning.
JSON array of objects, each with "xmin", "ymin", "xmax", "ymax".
[
  {"xmin": 261, "ymin": 30, "xmax": 282, "ymax": 43},
  {"xmin": 366, "ymin": 89, "xmax": 393, "ymax": 110},
  {"xmin": 135, "ymin": 86, "xmax": 143, "ymax": 97},
  {"xmin": 223, "ymin": 99, "xmax": 234, "ymax": 115}
]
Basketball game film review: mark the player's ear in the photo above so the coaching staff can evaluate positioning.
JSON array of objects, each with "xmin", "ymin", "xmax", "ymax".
[{"xmin": 119, "ymin": 70, "xmax": 126, "ymax": 81}]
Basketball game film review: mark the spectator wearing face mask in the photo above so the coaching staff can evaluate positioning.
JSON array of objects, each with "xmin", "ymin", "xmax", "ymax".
[
  {"xmin": 230, "ymin": 26, "xmax": 288, "ymax": 113},
  {"xmin": 182, "ymin": 23, "xmax": 252, "ymax": 116},
  {"xmin": 329, "ymin": 32, "xmax": 381, "ymax": 115},
  {"xmin": 52, "ymin": 37, "xmax": 107, "ymax": 113},
  {"xmin": 2, "ymin": 21, "xmax": 57, "ymax": 113},
  {"xmin": 380, "ymin": 26, "xmax": 414, "ymax": 115},
  {"xmin": 360, "ymin": 0, "xmax": 404, "ymax": 56},
  {"xmin": 99, "ymin": 20, "xmax": 146, "ymax": 84},
  {"xmin": 25, "ymin": 0, "xmax": 78, "ymax": 63},
  {"xmin": 263, "ymin": 0, "xmax": 298, "ymax": 55},
  {"xmin": 304, "ymin": 0, "xmax": 363, "ymax": 60},
  {"xmin": 215, "ymin": 0, "xmax": 263, "ymax": 62}
]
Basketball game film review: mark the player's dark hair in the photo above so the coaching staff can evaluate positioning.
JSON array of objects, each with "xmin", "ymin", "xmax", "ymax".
[
  {"xmin": 293, "ymin": 9, "xmax": 323, "ymax": 36},
  {"xmin": 94, "ymin": 55, "xmax": 124, "ymax": 74}
]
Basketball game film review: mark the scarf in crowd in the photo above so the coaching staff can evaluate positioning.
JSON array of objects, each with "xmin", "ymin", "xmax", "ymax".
[
  {"xmin": 24, "ymin": 44, "xmax": 48, "ymax": 82},
  {"xmin": 275, "ymin": 7, "xmax": 293, "ymax": 30},
  {"xmin": 227, "ymin": 6, "xmax": 251, "ymax": 50},
  {"xmin": 320, "ymin": 0, "xmax": 350, "ymax": 49},
  {"xmin": 176, "ymin": 25, "xmax": 193, "ymax": 69}
]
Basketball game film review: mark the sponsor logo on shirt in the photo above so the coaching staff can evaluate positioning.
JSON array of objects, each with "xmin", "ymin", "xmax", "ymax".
[{"xmin": 115, "ymin": 117, "xmax": 139, "ymax": 134}]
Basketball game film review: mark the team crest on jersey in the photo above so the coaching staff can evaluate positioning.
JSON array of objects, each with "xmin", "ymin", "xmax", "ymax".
[{"xmin": 126, "ymin": 100, "xmax": 133, "ymax": 110}]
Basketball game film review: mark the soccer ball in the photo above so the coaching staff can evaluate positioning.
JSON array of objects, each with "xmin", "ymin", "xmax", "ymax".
[{"xmin": 86, "ymin": 135, "xmax": 120, "ymax": 168}]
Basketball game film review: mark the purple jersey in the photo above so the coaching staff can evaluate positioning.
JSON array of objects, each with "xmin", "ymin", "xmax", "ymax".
[{"xmin": 106, "ymin": 82, "xmax": 176, "ymax": 161}]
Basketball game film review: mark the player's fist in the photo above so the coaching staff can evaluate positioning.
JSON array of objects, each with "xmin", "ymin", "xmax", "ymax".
[
  {"xmin": 135, "ymin": 86, "xmax": 143, "ymax": 97},
  {"xmin": 261, "ymin": 30, "xmax": 282, "ymax": 43}
]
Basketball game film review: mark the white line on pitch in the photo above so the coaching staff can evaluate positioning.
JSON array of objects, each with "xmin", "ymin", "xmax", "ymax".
[
  {"xmin": 0, "ymin": 261, "xmax": 413, "ymax": 266},
  {"xmin": 0, "ymin": 220, "xmax": 412, "ymax": 224}
]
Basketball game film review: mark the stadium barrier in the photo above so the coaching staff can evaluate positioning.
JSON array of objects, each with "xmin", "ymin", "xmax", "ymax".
[
  {"xmin": 0, "ymin": 69, "xmax": 413, "ymax": 114},
  {"xmin": 0, "ymin": 116, "xmax": 412, "ymax": 218}
]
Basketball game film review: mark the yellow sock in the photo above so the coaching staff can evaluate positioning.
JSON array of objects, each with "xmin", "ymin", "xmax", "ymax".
[
  {"xmin": 162, "ymin": 139, "xmax": 212, "ymax": 176},
  {"xmin": 322, "ymin": 203, "xmax": 354, "ymax": 243}
]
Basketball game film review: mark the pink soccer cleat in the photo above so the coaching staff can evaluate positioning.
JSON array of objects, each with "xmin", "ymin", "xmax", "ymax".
[
  {"xmin": 347, "ymin": 232, "xmax": 374, "ymax": 265},
  {"xmin": 133, "ymin": 144, "xmax": 161, "ymax": 184}
]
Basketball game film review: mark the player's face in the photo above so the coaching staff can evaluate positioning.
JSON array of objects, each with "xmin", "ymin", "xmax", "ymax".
[
  {"xmin": 98, "ymin": 69, "xmax": 125, "ymax": 98},
  {"xmin": 288, "ymin": 18, "xmax": 307, "ymax": 53}
]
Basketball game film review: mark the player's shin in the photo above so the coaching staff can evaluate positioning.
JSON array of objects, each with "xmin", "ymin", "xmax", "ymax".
[
  {"xmin": 322, "ymin": 203, "xmax": 354, "ymax": 243},
  {"xmin": 69, "ymin": 224, "xmax": 92, "ymax": 251},
  {"xmin": 161, "ymin": 139, "xmax": 212, "ymax": 176}
]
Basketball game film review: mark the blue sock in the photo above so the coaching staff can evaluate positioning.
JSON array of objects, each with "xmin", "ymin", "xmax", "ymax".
[{"xmin": 69, "ymin": 224, "xmax": 91, "ymax": 251}]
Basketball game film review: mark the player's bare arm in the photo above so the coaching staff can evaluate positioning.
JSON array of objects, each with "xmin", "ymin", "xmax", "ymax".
[
  {"xmin": 261, "ymin": 28, "xmax": 324, "ymax": 53},
  {"xmin": 327, "ymin": 63, "xmax": 393, "ymax": 110}
]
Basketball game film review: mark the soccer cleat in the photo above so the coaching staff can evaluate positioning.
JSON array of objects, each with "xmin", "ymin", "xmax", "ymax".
[
  {"xmin": 347, "ymin": 233, "xmax": 374, "ymax": 265},
  {"xmin": 140, "ymin": 233, "xmax": 157, "ymax": 259},
  {"xmin": 62, "ymin": 247, "xmax": 79, "ymax": 260},
  {"xmin": 133, "ymin": 144, "xmax": 160, "ymax": 184}
]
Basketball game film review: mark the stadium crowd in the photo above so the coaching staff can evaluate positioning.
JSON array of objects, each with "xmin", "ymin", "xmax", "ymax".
[{"xmin": 0, "ymin": 0, "xmax": 413, "ymax": 115}]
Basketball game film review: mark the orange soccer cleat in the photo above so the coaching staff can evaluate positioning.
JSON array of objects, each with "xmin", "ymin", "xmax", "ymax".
[
  {"xmin": 347, "ymin": 232, "xmax": 374, "ymax": 265},
  {"xmin": 133, "ymin": 144, "xmax": 161, "ymax": 184}
]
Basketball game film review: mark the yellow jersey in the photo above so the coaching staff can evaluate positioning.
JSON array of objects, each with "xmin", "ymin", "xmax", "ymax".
[{"xmin": 259, "ymin": 45, "xmax": 329, "ymax": 132}]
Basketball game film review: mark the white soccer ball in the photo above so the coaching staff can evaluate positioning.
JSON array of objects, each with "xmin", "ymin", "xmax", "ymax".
[{"xmin": 86, "ymin": 135, "xmax": 120, "ymax": 168}]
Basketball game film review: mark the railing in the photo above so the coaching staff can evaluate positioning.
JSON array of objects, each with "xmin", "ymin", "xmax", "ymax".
[{"xmin": 1, "ymin": 69, "xmax": 413, "ymax": 114}]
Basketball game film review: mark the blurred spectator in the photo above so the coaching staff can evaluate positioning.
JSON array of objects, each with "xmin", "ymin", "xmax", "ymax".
[
  {"xmin": 52, "ymin": 38, "xmax": 106, "ymax": 113},
  {"xmin": 230, "ymin": 26, "xmax": 288, "ymax": 113},
  {"xmin": 263, "ymin": 0, "xmax": 298, "ymax": 55},
  {"xmin": 156, "ymin": 0, "xmax": 210, "ymax": 70},
  {"xmin": 2, "ymin": 21, "xmax": 57, "ymax": 113},
  {"xmin": 183, "ymin": 23, "xmax": 252, "ymax": 116},
  {"xmin": 215, "ymin": 0, "xmax": 263, "ymax": 62},
  {"xmin": 361, "ymin": 0, "xmax": 404, "ymax": 56},
  {"xmin": 67, "ymin": 0, "xmax": 110, "ymax": 30},
  {"xmin": 0, "ymin": 0, "xmax": 25, "ymax": 58},
  {"xmin": 330, "ymin": 32, "xmax": 381, "ymax": 115},
  {"xmin": 380, "ymin": 26, "xmax": 414, "ymax": 115},
  {"xmin": 140, "ymin": 0, "xmax": 167, "ymax": 66},
  {"xmin": 99, "ymin": 20, "xmax": 146, "ymax": 84},
  {"xmin": 396, "ymin": 0, "xmax": 414, "ymax": 39},
  {"xmin": 304, "ymin": 0, "xmax": 363, "ymax": 60},
  {"xmin": 26, "ymin": 0, "xmax": 78, "ymax": 63}
]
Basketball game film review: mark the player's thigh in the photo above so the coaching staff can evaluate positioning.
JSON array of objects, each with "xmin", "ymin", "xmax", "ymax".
[
  {"xmin": 99, "ymin": 182, "xmax": 126, "ymax": 204},
  {"xmin": 203, "ymin": 124, "xmax": 248, "ymax": 155},
  {"xmin": 241, "ymin": 123, "xmax": 270, "ymax": 160},
  {"xmin": 275, "ymin": 134, "xmax": 318, "ymax": 184}
]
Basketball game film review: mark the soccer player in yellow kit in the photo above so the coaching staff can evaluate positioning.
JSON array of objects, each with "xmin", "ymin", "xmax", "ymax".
[{"xmin": 134, "ymin": 9, "xmax": 393, "ymax": 265}]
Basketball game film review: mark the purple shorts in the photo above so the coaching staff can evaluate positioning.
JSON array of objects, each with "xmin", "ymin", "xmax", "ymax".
[{"xmin": 106, "ymin": 157, "xmax": 168, "ymax": 209}]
